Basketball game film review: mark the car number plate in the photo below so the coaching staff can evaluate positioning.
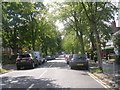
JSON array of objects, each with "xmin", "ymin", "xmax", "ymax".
[
  {"xmin": 21, "ymin": 60, "xmax": 26, "ymax": 62},
  {"xmin": 77, "ymin": 64, "xmax": 83, "ymax": 66}
]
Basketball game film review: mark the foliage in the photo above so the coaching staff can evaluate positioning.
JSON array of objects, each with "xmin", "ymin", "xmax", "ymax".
[
  {"xmin": 113, "ymin": 33, "xmax": 120, "ymax": 54},
  {"xmin": 0, "ymin": 68, "xmax": 8, "ymax": 74},
  {"xmin": 62, "ymin": 30, "xmax": 80, "ymax": 54},
  {"xmin": 2, "ymin": 2, "xmax": 62, "ymax": 56},
  {"xmin": 2, "ymin": 1, "xmax": 118, "ymax": 69}
]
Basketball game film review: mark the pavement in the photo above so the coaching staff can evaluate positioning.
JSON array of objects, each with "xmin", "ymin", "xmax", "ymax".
[
  {"xmin": 93, "ymin": 73, "xmax": 118, "ymax": 89},
  {"xmin": 89, "ymin": 59, "xmax": 119, "ymax": 90},
  {"xmin": 2, "ymin": 64, "xmax": 16, "ymax": 69}
]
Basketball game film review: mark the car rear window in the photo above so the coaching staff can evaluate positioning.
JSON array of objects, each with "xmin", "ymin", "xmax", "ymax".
[
  {"xmin": 73, "ymin": 54, "xmax": 87, "ymax": 61},
  {"xmin": 73, "ymin": 54, "xmax": 80, "ymax": 58},
  {"xmin": 19, "ymin": 54, "xmax": 31, "ymax": 58}
]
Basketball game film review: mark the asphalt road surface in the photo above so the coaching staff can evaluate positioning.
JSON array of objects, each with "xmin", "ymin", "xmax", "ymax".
[{"xmin": 0, "ymin": 55, "xmax": 106, "ymax": 89}]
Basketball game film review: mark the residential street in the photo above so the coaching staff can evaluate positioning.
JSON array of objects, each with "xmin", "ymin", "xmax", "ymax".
[
  {"xmin": 0, "ymin": 55, "xmax": 106, "ymax": 89},
  {"xmin": 1, "ymin": 2, "xmax": 120, "ymax": 90}
]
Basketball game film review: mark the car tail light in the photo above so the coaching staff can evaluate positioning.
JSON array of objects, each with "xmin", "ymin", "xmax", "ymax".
[
  {"xmin": 16, "ymin": 58, "xmax": 20, "ymax": 63},
  {"xmin": 28, "ymin": 57, "xmax": 32, "ymax": 60},
  {"xmin": 16, "ymin": 57, "xmax": 20, "ymax": 60}
]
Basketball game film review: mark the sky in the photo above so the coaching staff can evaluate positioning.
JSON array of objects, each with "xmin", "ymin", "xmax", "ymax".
[
  {"xmin": 55, "ymin": 20, "xmax": 64, "ymax": 32},
  {"xmin": 43, "ymin": 0, "xmax": 65, "ymax": 32}
]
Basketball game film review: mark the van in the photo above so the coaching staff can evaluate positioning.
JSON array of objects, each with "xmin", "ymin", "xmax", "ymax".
[{"xmin": 32, "ymin": 51, "xmax": 44, "ymax": 64}]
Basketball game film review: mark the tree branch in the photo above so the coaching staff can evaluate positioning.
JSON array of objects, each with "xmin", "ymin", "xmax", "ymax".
[
  {"xmin": 81, "ymin": 2, "xmax": 91, "ymax": 22},
  {"xmin": 96, "ymin": 2, "xmax": 107, "ymax": 22},
  {"xmin": 64, "ymin": 19, "xmax": 76, "ymax": 31}
]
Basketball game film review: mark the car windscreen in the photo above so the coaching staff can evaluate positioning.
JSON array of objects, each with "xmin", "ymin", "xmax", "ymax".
[
  {"xmin": 19, "ymin": 54, "xmax": 31, "ymax": 58},
  {"xmin": 73, "ymin": 54, "xmax": 86, "ymax": 61},
  {"xmin": 73, "ymin": 55, "xmax": 80, "ymax": 59}
]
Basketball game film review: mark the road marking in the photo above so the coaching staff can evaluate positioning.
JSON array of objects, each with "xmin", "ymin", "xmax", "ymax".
[
  {"xmin": 27, "ymin": 69, "xmax": 48, "ymax": 89},
  {"xmin": 27, "ymin": 84, "xmax": 34, "ymax": 90},
  {"xmin": 38, "ymin": 63, "xmax": 54, "ymax": 79},
  {"xmin": 27, "ymin": 63, "xmax": 53, "ymax": 89},
  {"xmin": 38, "ymin": 69, "xmax": 48, "ymax": 79},
  {"xmin": 49, "ymin": 64, "xmax": 53, "ymax": 67},
  {"xmin": 88, "ymin": 72, "xmax": 111, "ymax": 89}
]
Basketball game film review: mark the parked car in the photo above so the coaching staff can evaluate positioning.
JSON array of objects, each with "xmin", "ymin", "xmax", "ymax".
[
  {"xmin": 65, "ymin": 54, "xmax": 72, "ymax": 64},
  {"xmin": 45, "ymin": 55, "xmax": 55, "ymax": 60},
  {"xmin": 69, "ymin": 54, "xmax": 89, "ymax": 70},
  {"xmin": 32, "ymin": 51, "xmax": 45, "ymax": 64},
  {"xmin": 16, "ymin": 53, "xmax": 39, "ymax": 70}
]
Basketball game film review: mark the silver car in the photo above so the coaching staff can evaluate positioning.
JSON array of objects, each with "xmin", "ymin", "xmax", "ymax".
[{"xmin": 69, "ymin": 54, "xmax": 89, "ymax": 70}]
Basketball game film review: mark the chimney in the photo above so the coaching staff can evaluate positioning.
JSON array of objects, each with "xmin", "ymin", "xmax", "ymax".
[{"xmin": 111, "ymin": 20, "xmax": 116, "ymax": 28}]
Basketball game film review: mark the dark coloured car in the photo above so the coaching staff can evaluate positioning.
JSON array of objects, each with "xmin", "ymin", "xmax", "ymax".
[
  {"xmin": 69, "ymin": 54, "xmax": 89, "ymax": 70},
  {"xmin": 16, "ymin": 53, "xmax": 39, "ymax": 70}
]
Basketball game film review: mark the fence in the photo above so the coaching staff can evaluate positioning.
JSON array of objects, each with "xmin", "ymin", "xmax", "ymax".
[{"xmin": 102, "ymin": 60, "xmax": 120, "ymax": 88}]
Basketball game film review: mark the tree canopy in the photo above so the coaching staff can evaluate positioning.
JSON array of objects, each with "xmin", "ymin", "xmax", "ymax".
[{"xmin": 2, "ymin": 2, "xmax": 118, "ymax": 69}]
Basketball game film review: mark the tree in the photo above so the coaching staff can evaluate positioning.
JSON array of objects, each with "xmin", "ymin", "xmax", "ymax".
[
  {"xmin": 62, "ymin": 30, "xmax": 80, "ymax": 54},
  {"xmin": 57, "ymin": 2, "xmax": 89, "ymax": 54},
  {"xmin": 81, "ymin": 2, "xmax": 117, "ymax": 70},
  {"xmin": 2, "ymin": 2, "xmax": 62, "ymax": 56}
]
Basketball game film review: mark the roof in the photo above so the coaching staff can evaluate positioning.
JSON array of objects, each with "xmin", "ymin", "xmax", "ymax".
[{"xmin": 113, "ymin": 30, "xmax": 120, "ymax": 35}]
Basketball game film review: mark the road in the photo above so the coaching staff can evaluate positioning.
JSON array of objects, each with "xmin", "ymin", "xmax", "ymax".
[{"xmin": 0, "ymin": 55, "xmax": 106, "ymax": 89}]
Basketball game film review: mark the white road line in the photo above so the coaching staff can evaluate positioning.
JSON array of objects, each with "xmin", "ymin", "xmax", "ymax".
[
  {"xmin": 38, "ymin": 63, "xmax": 54, "ymax": 79},
  {"xmin": 27, "ymin": 63, "xmax": 53, "ymax": 89},
  {"xmin": 38, "ymin": 70, "xmax": 48, "ymax": 79},
  {"xmin": 88, "ymin": 72, "xmax": 111, "ymax": 89},
  {"xmin": 27, "ymin": 69, "xmax": 48, "ymax": 89},
  {"xmin": 49, "ymin": 64, "xmax": 53, "ymax": 67},
  {"xmin": 27, "ymin": 84, "xmax": 34, "ymax": 90},
  {"xmin": 38, "ymin": 63, "xmax": 53, "ymax": 79}
]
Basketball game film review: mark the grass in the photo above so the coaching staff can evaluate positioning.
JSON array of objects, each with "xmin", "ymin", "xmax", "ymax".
[
  {"xmin": 90, "ymin": 67, "xmax": 103, "ymax": 73},
  {"xmin": 0, "ymin": 68, "xmax": 8, "ymax": 74},
  {"xmin": 88, "ymin": 60, "xmax": 103, "ymax": 73}
]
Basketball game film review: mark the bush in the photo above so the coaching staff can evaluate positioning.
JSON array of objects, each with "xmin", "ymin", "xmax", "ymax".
[
  {"xmin": 113, "ymin": 33, "xmax": 120, "ymax": 64},
  {"xmin": 2, "ymin": 55, "xmax": 10, "ymax": 64},
  {"xmin": 2, "ymin": 54, "xmax": 17, "ymax": 65},
  {"xmin": 10, "ymin": 55, "xmax": 18, "ymax": 64}
]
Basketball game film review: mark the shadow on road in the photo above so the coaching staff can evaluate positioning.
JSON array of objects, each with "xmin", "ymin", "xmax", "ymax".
[
  {"xmin": 39, "ymin": 61, "xmax": 69, "ymax": 70},
  {"xmin": 39, "ymin": 61, "xmax": 89, "ymax": 72},
  {"xmin": 2, "ymin": 76, "xmax": 62, "ymax": 88},
  {"xmin": 2, "ymin": 60, "xmax": 89, "ymax": 72}
]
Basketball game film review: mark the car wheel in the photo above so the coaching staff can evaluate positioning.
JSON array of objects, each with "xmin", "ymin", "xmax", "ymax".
[
  {"xmin": 36, "ymin": 61, "xmax": 39, "ymax": 67},
  {"xmin": 85, "ymin": 65, "xmax": 89, "ymax": 70},
  {"xmin": 31, "ymin": 62, "xmax": 35, "ymax": 69},
  {"xmin": 70, "ymin": 67, "xmax": 73, "ymax": 69},
  {"xmin": 40, "ymin": 61, "xmax": 42, "ymax": 65},
  {"xmin": 16, "ymin": 66, "xmax": 20, "ymax": 70},
  {"xmin": 67, "ymin": 61, "xmax": 69, "ymax": 64}
]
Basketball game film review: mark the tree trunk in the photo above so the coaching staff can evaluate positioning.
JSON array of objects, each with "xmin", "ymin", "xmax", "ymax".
[
  {"xmin": 31, "ymin": 28, "xmax": 35, "ymax": 51},
  {"xmin": 31, "ymin": 17, "xmax": 35, "ymax": 51},
  {"xmin": 93, "ymin": 23, "xmax": 102, "ymax": 70},
  {"xmin": 76, "ymin": 31, "xmax": 85, "ymax": 54},
  {"xmin": 89, "ymin": 31, "xmax": 96, "ymax": 51},
  {"xmin": 45, "ymin": 47, "xmax": 48, "ymax": 56},
  {"xmin": 12, "ymin": 28, "xmax": 17, "ymax": 54},
  {"xmin": 81, "ymin": 2, "xmax": 103, "ymax": 70},
  {"xmin": 73, "ymin": 11, "xmax": 85, "ymax": 54}
]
